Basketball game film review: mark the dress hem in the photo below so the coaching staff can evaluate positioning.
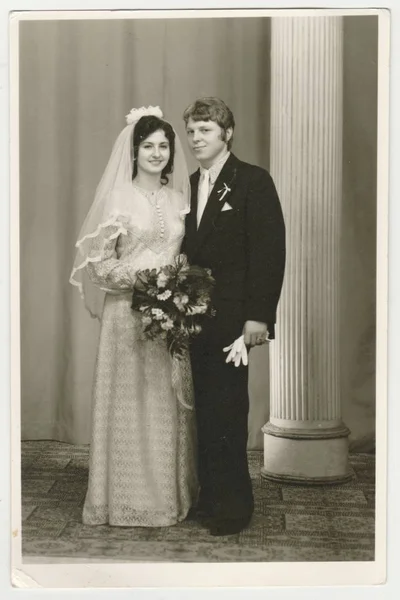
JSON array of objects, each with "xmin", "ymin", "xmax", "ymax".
[{"xmin": 82, "ymin": 510, "xmax": 192, "ymax": 528}]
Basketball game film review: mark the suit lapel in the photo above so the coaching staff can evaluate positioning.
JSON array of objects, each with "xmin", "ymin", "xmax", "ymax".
[{"xmin": 194, "ymin": 153, "xmax": 239, "ymax": 252}]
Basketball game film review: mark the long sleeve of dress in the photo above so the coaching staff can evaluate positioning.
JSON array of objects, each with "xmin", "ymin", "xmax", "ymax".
[{"xmin": 85, "ymin": 225, "xmax": 137, "ymax": 293}]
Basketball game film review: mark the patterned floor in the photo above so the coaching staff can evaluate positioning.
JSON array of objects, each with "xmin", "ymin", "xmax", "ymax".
[{"xmin": 21, "ymin": 441, "xmax": 375, "ymax": 562}]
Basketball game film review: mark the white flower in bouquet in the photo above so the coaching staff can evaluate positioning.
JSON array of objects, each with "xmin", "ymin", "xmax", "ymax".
[
  {"xmin": 157, "ymin": 272, "xmax": 169, "ymax": 288},
  {"xmin": 142, "ymin": 316, "xmax": 152, "ymax": 326},
  {"xmin": 173, "ymin": 294, "xmax": 190, "ymax": 312},
  {"xmin": 157, "ymin": 289, "xmax": 172, "ymax": 301},
  {"xmin": 151, "ymin": 308, "xmax": 165, "ymax": 320},
  {"xmin": 187, "ymin": 303, "xmax": 208, "ymax": 315},
  {"xmin": 188, "ymin": 323, "xmax": 202, "ymax": 334},
  {"xmin": 197, "ymin": 303, "xmax": 209, "ymax": 314},
  {"xmin": 161, "ymin": 318, "xmax": 174, "ymax": 331}
]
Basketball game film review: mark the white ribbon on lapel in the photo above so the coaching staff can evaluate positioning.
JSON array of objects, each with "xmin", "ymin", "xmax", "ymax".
[{"xmin": 218, "ymin": 182, "xmax": 232, "ymax": 203}]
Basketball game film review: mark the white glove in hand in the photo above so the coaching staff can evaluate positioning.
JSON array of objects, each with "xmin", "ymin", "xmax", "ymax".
[{"xmin": 223, "ymin": 335, "xmax": 248, "ymax": 367}]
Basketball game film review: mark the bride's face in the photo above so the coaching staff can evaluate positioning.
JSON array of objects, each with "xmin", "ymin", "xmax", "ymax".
[{"xmin": 137, "ymin": 130, "xmax": 170, "ymax": 177}]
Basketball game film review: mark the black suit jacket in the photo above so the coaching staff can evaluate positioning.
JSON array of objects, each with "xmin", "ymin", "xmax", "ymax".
[{"xmin": 182, "ymin": 153, "xmax": 286, "ymax": 340}]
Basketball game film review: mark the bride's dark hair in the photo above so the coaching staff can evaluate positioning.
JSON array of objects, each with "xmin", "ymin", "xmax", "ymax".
[{"xmin": 132, "ymin": 116, "xmax": 176, "ymax": 185}]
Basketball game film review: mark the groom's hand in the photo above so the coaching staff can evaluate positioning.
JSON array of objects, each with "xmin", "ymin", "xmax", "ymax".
[{"xmin": 243, "ymin": 320, "xmax": 269, "ymax": 347}]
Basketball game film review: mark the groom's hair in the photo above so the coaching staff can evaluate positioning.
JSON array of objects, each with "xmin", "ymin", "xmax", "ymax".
[{"xmin": 183, "ymin": 97, "xmax": 235, "ymax": 150}]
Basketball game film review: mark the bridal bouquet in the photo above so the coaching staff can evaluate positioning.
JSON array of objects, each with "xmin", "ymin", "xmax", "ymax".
[{"xmin": 131, "ymin": 254, "xmax": 216, "ymax": 358}]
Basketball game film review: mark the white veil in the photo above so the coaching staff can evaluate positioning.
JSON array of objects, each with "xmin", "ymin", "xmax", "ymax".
[{"xmin": 69, "ymin": 106, "xmax": 190, "ymax": 319}]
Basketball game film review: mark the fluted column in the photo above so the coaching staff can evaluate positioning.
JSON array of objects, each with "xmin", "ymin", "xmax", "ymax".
[{"xmin": 262, "ymin": 16, "xmax": 352, "ymax": 484}]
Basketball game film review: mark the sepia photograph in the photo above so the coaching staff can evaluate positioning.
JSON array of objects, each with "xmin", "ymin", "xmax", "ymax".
[{"xmin": 9, "ymin": 6, "xmax": 389, "ymax": 589}]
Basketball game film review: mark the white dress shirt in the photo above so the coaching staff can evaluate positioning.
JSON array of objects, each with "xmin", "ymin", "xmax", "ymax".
[{"xmin": 197, "ymin": 152, "xmax": 230, "ymax": 227}]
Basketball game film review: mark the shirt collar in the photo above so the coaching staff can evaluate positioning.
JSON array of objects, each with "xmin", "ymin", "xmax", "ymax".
[{"xmin": 200, "ymin": 152, "xmax": 231, "ymax": 185}]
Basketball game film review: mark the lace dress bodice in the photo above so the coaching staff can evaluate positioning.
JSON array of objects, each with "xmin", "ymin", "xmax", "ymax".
[{"xmin": 86, "ymin": 183, "xmax": 186, "ymax": 294}]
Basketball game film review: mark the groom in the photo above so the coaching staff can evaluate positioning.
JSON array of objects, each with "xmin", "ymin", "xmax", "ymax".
[{"xmin": 182, "ymin": 97, "xmax": 286, "ymax": 536}]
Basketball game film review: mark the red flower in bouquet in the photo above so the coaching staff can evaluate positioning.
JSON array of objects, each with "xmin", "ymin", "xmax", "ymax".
[{"xmin": 131, "ymin": 254, "xmax": 216, "ymax": 358}]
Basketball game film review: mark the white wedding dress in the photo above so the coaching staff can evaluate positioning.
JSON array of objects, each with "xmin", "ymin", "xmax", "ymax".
[{"xmin": 82, "ymin": 183, "xmax": 198, "ymax": 527}]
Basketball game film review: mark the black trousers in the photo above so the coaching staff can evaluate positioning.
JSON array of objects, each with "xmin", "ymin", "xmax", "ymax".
[{"xmin": 190, "ymin": 305, "xmax": 254, "ymax": 521}]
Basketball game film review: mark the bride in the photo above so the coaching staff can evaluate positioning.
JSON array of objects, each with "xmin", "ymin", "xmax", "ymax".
[{"xmin": 70, "ymin": 106, "xmax": 198, "ymax": 527}]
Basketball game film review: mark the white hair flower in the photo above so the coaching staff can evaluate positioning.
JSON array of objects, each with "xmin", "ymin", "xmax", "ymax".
[{"xmin": 126, "ymin": 105, "xmax": 164, "ymax": 125}]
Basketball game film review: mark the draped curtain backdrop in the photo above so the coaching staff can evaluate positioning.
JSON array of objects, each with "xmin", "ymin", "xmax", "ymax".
[{"xmin": 19, "ymin": 17, "xmax": 377, "ymax": 450}]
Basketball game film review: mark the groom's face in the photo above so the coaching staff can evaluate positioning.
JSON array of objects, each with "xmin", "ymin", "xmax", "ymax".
[{"xmin": 185, "ymin": 118, "xmax": 230, "ymax": 166}]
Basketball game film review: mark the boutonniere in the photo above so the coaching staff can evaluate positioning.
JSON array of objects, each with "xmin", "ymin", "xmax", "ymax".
[
  {"xmin": 217, "ymin": 182, "xmax": 231, "ymax": 203},
  {"xmin": 217, "ymin": 168, "xmax": 237, "ymax": 203}
]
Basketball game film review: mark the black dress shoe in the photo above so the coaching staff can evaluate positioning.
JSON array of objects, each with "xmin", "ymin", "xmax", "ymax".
[
  {"xmin": 196, "ymin": 509, "xmax": 215, "ymax": 530},
  {"xmin": 209, "ymin": 517, "xmax": 251, "ymax": 537},
  {"xmin": 195, "ymin": 499, "xmax": 213, "ymax": 519}
]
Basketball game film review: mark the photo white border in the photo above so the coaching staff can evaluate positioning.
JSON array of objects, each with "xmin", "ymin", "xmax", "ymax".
[{"xmin": 2, "ymin": 1, "xmax": 395, "ymax": 595}]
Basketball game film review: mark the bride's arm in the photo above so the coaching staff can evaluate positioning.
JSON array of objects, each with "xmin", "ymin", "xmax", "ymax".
[{"xmin": 85, "ymin": 224, "xmax": 136, "ymax": 292}]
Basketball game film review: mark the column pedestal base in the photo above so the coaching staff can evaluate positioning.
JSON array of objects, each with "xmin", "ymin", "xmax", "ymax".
[{"xmin": 261, "ymin": 422, "xmax": 353, "ymax": 485}]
